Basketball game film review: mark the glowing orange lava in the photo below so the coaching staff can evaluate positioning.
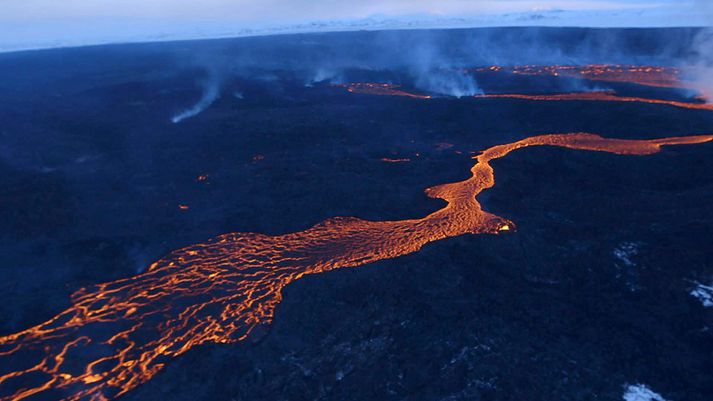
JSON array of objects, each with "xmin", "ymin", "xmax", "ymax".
[
  {"xmin": 336, "ymin": 67, "xmax": 711, "ymax": 110},
  {"xmin": 1, "ymin": 133, "xmax": 712, "ymax": 400},
  {"xmin": 476, "ymin": 92, "xmax": 713, "ymax": 111},
  {"xmin": 474, "ymin": 64, "xmax": 689, "ymax": 89},
  {"xmin": 334, "ymin": 83, "xmax": 432, "ymax": 99},
  {"xmin": 380, "ymin": 158, "xmax": 411, "ymax": 163}
]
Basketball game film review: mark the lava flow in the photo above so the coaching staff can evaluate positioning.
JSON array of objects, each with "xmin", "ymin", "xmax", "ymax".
[
  {"xmin": 380, "ymin": 157, "xmax": 411, "ymax": 163},
  {"xmin": 1, "ymin": 133, "xmax": 712, "ymax": 401},
  {"xmin": 473, "ymin": 64, "xmax": 689, "ymax": 89},
  {"xmin": 476, "ymin": 92, "xmax": 713, "ymax": 111},
  {"xmin": 333, "ymin": 83, "xmax": 432, "ymax": 99}
]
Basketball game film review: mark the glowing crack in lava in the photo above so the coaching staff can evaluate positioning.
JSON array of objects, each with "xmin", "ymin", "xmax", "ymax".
[
  {"xmin": 333, "ymin": 83, "xmax": 432, "ymax": 99},
  {"xmin": 1, "ymin": 133, "xmax": 712, "ymax": 400},
  {"xmin": 476, "ymin": 92, "xmax": 713, "ymax": 111}
]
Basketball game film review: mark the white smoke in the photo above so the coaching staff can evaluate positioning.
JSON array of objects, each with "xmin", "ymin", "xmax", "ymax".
[
  {"xmin": 305, "ymin": 67, "xmax": 344, "ymax": 86},
  {"xmin": 415, "ymin": 69, "xmax": 481, "ymax": 97},
  {"xmin": 171, "ymin": 78, "xmax": 221, "ymax": 124},
  {"xmin": 691, "ymin": 1, "xmax": 713, "ymax": 101},
  {"xmin": 405, "ymin": 36, "xmax": 482, "ymax": 97}
]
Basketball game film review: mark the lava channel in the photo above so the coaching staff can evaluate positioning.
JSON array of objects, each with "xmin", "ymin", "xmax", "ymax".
[
  {"xmin": 476, "ymin": 92, "xmax": 713, "ymax": 111},
  {"xmin": 1, "ymin": 133, "xmax": 712, "ymax": 400}
]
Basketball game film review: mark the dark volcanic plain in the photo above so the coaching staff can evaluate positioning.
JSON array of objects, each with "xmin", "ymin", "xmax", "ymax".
[{"xmin": 0, "ymin": 28, "xmax": 712, "ymax": 401}]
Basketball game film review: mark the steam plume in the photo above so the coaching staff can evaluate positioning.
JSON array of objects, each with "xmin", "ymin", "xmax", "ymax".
[
  {"xmin": 415, "ymin": 69, "xmax": 481, "ymax": 97},
  {"xmin": 171, "ymin": 78, "xmax": 221, "ymax": 124},
  {"xmin": 691, "ymin": 1, "xmax": 713, "ymax": 101},
  {"xmin": 165, "ymin": 28, "xmax": 711, "ymax": 108},
  {"xmin": 405, "ymin": 37, "xmax": 482, "ymax": 97}
]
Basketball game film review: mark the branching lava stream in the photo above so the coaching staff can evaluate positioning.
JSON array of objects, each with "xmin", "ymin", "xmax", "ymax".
[{"xmin": 1, "ymin": 133, "xmax": 712, "ymax": 400}]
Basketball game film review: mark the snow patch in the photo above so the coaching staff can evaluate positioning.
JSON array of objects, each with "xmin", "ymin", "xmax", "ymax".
[
  {"xmin": 623, "ymin": 384, "xmax": 667, "ymax": 401},
  {"xmin": 690, "ymin": 282, "xmax": 713, "ymax": 308},
  {"xmin": 614, "ymin": 242, "xmax": 639, "ymax": 267}
]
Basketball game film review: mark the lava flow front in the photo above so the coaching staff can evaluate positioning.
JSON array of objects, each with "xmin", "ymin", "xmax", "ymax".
[
  {"xmin": 476, "ymin": 92, "xmax": 713, "ymax": 111},
  {"xmin": 333, "ymin": 83, "xmax": 432, "ymax": 99},
  {"xmin": 473, "ymin": 64, "xmax": 689, "ymax": 89},
  {"xmin": 1, "ymin": 133, "xmax": 712, "ymax": 400}
]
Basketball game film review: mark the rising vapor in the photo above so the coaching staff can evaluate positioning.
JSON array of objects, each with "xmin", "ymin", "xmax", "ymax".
[
  {"xmin": 691, "ymin": 0, "xmax": 713, "ymax": 101},
  {"xmin": 414, "ymin": 69, "xmax": 482, "ymax": 97},
  {"xmin": 171, "ymin": 79, "xmax": 221, "ymax": 124}
]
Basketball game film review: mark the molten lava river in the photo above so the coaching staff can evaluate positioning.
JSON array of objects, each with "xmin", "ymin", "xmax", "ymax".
[
  {"xmin": 336, "ymin": 63, "xmax": 711, "ymax": 109},
  {"xmin": 469, "ymin": 64, "xmax": 711, "ymax": 110},
  {"xmin": 476, "ymin": 92, "xmax": 713, "ymax": 111},
  {"xmin": 1, "ymin": 132, "xmax": 712, "ymax": 400},
  {"xmin": 472, "ymin": 64, "xmax": 692, "ymax": 89}
]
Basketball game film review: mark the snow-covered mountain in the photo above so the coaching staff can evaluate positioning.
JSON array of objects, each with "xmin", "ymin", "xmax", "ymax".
[{"xmin": 0, "ymin": 5, "xmax": 707, "ymax": 54}]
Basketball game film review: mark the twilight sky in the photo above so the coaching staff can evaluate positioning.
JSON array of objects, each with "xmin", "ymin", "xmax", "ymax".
[
  {"xmin": 0, "ymin": 0, "xmax": 708, "ymax": 52},
  {"xmin": 0, "ymin": 0, "xmax": 691, "ymax": 22}
]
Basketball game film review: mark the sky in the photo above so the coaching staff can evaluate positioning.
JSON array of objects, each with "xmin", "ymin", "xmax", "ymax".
[
  {"xmin": 0, "ymin": 0, "xmax": 707, "ymax": 52},
  {"xmin": 0, "ymin": 1, "xmax": 690, "ymax": 22}
]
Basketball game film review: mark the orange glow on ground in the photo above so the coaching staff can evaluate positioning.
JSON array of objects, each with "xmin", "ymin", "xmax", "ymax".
[
  {"xmin": 473, "ymin": 64, "xmax": 690, "ymax": 89},
  {"xmin": 380, "ymin": 158, "xmax": 411, "ymax": 163},
  {"xmin": 334, "ymin": 83, "xmax": 432, "ymax": 99},
  {"xmin": 336, "ymin": 67, "xmax": 711, "ymax": 110},
  {"xmin": 476, "ymin": 92, "xmax": 713, "ymax": 111},
  {"xmin": 1, "ymin": 133, "xmax": 712, "ymax": 400}
]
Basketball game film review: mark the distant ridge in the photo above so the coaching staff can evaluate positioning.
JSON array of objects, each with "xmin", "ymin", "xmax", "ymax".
[{"xmin": 0, "ymin": 5, "xmax": 706, "ymax": 54}]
